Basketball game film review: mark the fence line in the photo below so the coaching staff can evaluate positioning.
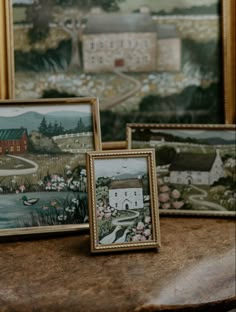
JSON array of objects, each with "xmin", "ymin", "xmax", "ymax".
[{"xmin": 52, "ymin": 132, "xmax": 93, "ymax": 140}]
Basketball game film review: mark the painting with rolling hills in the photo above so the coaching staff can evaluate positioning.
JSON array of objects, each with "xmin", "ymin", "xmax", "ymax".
[
  {"xmin": 128, "ymin": 124, "xmax": 236, "ymax": 217},
  {"xmin": 12, "ymin": 0, "xmax": 224, "ymax": 141},
  {"xmin": 0, "ymin": 99, "xmax": 101, "ymax": 236}
]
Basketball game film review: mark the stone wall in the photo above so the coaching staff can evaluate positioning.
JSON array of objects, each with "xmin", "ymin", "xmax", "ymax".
[{"xmin": 154, "ymin": 17, "xmax": 220, "ymax": 41}]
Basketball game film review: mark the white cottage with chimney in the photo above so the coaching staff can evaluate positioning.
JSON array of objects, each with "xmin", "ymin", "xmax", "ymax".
[
  {"xmin": 109, "ymin": 178, "xmax": 144, "ymax": 210},
  {"xmin": 169, "ymin": 151, "xmax": 224, "ymax": 185}
]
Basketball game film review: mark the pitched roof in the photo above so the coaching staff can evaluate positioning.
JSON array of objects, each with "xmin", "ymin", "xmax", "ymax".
[
  {"xmin": 169, "ymin": 153, "xmax": 217, "ymax": 172},
  {"xmin": 110, "ymin": 178, "xmax": 143, "ymax": 190},
  {"xmin": 84, "ymin": 13, "xmax": 156, "ymax": 34},
  {"xmin": 0, "ymin": 128, "xmax": 27, "ymax": 141},
  {"xmin": 156, "ymin": 24, "xmax": 179, "ymax": 39}
]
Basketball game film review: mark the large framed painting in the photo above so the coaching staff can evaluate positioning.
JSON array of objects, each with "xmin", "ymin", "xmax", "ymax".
[
  {"xmin": 0, "ymin": 98, "xmax": 101, "ymax": 236},
  {"xmin": 86, "ymin": 149, "xmax": 161, "ymax": 253},
  {"xmin": 0, "ymin": 0, "xmax": 235, "ymax": 141},
  {"xmin": 127, "ymin": 123, "xmax": 236, "ymax": 217}
]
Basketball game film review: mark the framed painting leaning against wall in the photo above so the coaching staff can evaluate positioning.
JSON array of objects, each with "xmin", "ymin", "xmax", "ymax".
[
  {"xmin": 0, "ymin": 0, "xmax": 235, "ymax": 142},
  {"xmin": 0, "ymin": 98, "xmax": 101, "ymax": 237},
  {"xmin": 127, "ymin": 123, "xmax": 236, "ymax": 217}
]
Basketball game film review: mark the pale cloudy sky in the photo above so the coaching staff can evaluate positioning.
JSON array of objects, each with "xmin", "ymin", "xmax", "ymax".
[
  {"xmin": 0, "ymin": 104, "xmax": 91, "ymax": 117},
  {"xmin": 94, "ymin": 157, "xmax": 148, "ymax": 178},
  {"xmin": 120, "ymin": 0, "xmax": 218, "ymax": 12}
]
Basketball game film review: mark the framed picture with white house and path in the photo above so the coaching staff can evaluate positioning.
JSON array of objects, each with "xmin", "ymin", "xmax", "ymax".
[
  {"xmin": 0, "ymin": 98, "xmax": 101, "ymax": 237},
  {"xmin": 127, "ymin": 124, "xmax": 236, "ymax": 217},
  {"xmin": 87, "ymin": 149, "xmax": 161, "ymax": 253}
]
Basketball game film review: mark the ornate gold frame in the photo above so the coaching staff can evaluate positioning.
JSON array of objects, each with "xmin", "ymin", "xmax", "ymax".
[
  {"xmin": 0, "ymin": 0, "xmax": 235, "ymax": 124},
  {"xmin": 86, "ymin": 149, "xmax": 161, "ymax": 253},
  {"xmin": 0, "ymin": 97, "xmax": 101, "ymax": 237},
  {"xmin": 127, "ymin": 123, "xmax": 236, "ymax": 217}
]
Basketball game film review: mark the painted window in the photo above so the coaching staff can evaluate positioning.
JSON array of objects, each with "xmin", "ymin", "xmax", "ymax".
[
  {"xmin": 144, "ymin": 40, "xmax": 149, "ymax": 48},
  {"xmin": 10, "ymin": 146, "xmax": 14, "ymax": 152}
]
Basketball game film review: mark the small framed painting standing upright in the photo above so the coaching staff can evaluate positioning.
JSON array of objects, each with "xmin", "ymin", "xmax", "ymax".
[
  {"xmin": 87, "ymin": 149, "xmax": 161, "ymax": 253},
  {"xmin": 0, "ymin": 97, "xmax": 101, "ymax": 237},
  {"xmin": 127, "ymin": 124, "xmax": 236, "ymax": 217}
]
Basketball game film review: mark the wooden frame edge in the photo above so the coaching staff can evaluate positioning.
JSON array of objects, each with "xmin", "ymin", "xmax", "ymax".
[
  {"xmin": 222, "ymin": 0, "xmax": 236, "ymax": 123},
  {"xmin": 0, "ymin": 0, "xmax": 14, "ymax": 99}
]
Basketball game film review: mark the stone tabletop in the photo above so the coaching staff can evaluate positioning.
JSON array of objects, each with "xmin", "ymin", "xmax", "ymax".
[{"xmin": 0, "ymin": 217, "xmax": 235, "ymax": 312}]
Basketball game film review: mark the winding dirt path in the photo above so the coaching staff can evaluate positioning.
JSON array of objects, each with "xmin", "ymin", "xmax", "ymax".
[
  {"xmin": 102, "ymin": 70, "xmax": 142, "ymax": 110},
  {"xmin": 189, "ymin": 185, "xmax": 226, "ymax": 211},
  {"xmin": 0, "ymin": 155, "xmax": 38, "ymax": 177},
  {"xmin": 112, "ymin": 210, "xmax": 140, "ymax": 226}
]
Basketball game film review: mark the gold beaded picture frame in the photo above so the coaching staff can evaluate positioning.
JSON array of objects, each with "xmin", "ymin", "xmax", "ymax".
[{"xmin": 87, "ymin": 149, "xmax": 161, "ymax": 253}]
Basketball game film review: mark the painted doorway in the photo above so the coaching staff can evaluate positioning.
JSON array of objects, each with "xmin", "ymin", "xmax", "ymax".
[{"xmin": 115, "ymin": 58, "xmax": 125, "ymax": 67}]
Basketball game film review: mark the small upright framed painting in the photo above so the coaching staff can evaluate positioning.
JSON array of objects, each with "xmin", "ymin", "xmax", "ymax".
[
  {"xmin": 0, "ymin": 97, "xmax": 101, "ymax": 237},
  {"xmin": 127, "ymin": 124, "xmax": 236, "ymax": 217},
  {"xmin": 87, "ymin": 149, "xmax": 161, "ymax": 253}
]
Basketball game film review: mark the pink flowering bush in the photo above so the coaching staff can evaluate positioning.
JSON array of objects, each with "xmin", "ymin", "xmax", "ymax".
[
  {"xmin": 172, "ymin": 201, "xmax": 184, "ymax": 209},
  {"xmin": 127, "ymin": 211, "xmax": 152, "ymax": 242},
  {"xmin": 159, "ymin": 192, "xmax": 170, "ymax": 203},
  {"xmin": 171, "ymin": 189, "xmax": 181, "ymax": 199},
  {"xmin": 158, "ymin": 183, "xmax": 185, "ymax": 210}
]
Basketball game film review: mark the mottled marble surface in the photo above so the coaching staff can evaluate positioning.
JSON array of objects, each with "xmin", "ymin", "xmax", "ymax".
[{"xmin": 0, "ymin": 218, "xmax": 235, "ymax": 312}]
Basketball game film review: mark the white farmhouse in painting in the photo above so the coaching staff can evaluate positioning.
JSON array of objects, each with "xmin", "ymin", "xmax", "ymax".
[
  {"xmin": 83, "ymin": 13, "xmax": 181, "ymax": 73},
  {"xmin": 109, "ymin": 179, "xmax": 144, "ymax": 210},
  {"xmin": 169, "ymin": 150, "xmax": 224, "ymax": 185}
]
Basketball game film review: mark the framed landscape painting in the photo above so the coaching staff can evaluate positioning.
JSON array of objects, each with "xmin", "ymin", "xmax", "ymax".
[
  {"xmin": 0, "ymin": 0, "xmax": 235, "ymax": 142},
  {"xmin": 0, "ymin": 98, "xmax": 101, "ymax": 236},
  {"xmin": 87, "ymin": 149, "xmax": 160, "ymax": 253},
  {"xmin": 127, "ymin": 124, "xmax": 236, "ymax": 217}
]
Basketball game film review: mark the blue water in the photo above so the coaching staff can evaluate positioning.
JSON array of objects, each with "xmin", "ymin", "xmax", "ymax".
[{"xmin": 0, "ymin": 192, "xmax": 72, "ymax": 229}]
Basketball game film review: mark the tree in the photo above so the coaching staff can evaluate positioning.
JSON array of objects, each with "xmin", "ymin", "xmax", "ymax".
[
  {"xmin": 26, "ymin": 0, "xmax": 124, "ymax": 70},
  {"xmin": 47, "ymin": 122, "xmax": 53, "ymax": 137},
  {"xmin": 76, "ymin": 118, "xmax": 86, "ymax": 133},
  {"xmin": 26, "ymin": 0, "xmax": 54, "ymax": 44},
  {"xmin": 38, "ymin": 117, "xmax": 48, "ymax": 135}
]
